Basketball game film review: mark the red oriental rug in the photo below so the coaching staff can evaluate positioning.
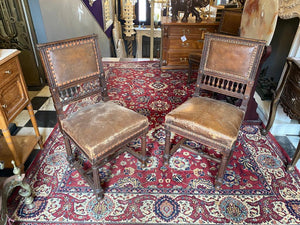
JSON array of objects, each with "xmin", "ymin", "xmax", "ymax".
[{"xmin": 8, "ymin": 61, "xmax": 300, "ymax": 224}]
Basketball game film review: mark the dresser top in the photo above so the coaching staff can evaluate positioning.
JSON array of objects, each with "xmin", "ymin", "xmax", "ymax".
[{"xmin": 0, "ymin": 49, "xmax": 20, "ymax": 65}]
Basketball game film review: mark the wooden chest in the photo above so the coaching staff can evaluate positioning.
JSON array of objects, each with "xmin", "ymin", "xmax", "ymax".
[{"xmin": 160, "ymin": 17, "xmax": 219, "ymax": 70}]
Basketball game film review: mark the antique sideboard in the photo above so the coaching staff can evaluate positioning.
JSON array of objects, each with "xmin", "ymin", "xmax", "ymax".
[
  {"xmin": 160, "ymin": 17, "xmax": 219, "ymax": 70},
  {"xmin": 261, "ymin": 57, "xmax": 300, "ymax": 171}
]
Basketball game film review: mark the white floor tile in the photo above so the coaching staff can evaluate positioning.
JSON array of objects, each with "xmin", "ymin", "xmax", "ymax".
[
  {"xmin": 12, "ymin": 110, "xmax": 37, "ymax": 127},
  {"xmin": 36, "ymin": 86, "xmax": 51, "ymax": 97},
  {"xmin": 287, "ymin": 135, "xmax": 300, "ymax": 149},
  {"xmin": 28, "ymin": 91, "xmax": 40, "ymax": 100},
  {"xmin": 39, "ymin": 98, "xmax": 55, "ymax": 111}
]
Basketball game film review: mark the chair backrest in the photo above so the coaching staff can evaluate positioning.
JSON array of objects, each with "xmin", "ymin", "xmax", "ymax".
[
  {"xmin": 195, "ymin": 33, "xmax": 266, "ymax": 111},
  {"xmin": 37, "ymin": 35, "xmax": 108, "ymax": 119},
  {"xmin": 218, "ymin": 9, "xmax": 242, "ymax": 36}
]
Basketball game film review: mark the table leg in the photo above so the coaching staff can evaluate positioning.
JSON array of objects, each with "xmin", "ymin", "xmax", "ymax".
[
  {"xmin": 26, "ymin": 103, "xmax": 43, "ymax": 149},
  {"xmin": 0, "ymin": 115, "xmax": 21, "ymax": 168}
]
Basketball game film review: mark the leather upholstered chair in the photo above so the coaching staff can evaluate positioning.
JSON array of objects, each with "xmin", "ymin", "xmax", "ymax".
[
  {"xmin": 188, "ymin": 9, "xmax": 242, "ymax": 83},
  {"xmin": 164, "ymin": 33, "xmax": 266, "ymax": 189},
  {"xmin": 37, "ymin": 35, "xmax": 149, "ymax": 200}
]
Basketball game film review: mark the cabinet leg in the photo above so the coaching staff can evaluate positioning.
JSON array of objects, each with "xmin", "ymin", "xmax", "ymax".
[
  {"xmin": 26, "ymin": 103, "xmax": 43, "ymax": 149},
  {"xmin": 260, "ymin": 98, "xmax": 279, "ymax": 136},
  {"xmin": 287, "ymin": 141, "xmax": 300, "ymax": 172},
  {"xmin": 2, "ymin": 127, "xmax": 21, "ymax": 168}
]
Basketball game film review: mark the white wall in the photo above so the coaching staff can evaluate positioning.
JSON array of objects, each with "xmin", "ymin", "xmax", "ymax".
[{"xmin": 37, "ymin": 0, "xmax": 111, "ymax": 57}]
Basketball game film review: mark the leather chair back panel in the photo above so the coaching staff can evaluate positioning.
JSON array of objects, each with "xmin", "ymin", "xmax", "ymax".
[
  {"xmin": 205, "ymin": 40, "xmax": 256, "ymax": 79},
  {"xmin": 47, "ymin": 41, "xmax": 100, "ymax": 86},
  {"xmin": 198, "ymin": 34, "xmax": 266, "ymax": 102},
  {"xmin": 48, "ymin": 42, "xmax": 99, "ymax": 86}
]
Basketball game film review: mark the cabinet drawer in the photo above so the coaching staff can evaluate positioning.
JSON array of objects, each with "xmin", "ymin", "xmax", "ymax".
[
  {"xmin": 167, "ymin": 26, "xmax": 218, "ymax": 38},
  {"xmin": 0, "ymin": 74, "xmax": 28, "ymax": 121},
  {"xmin": 167, "ymin": 39, "xmax": 204, "ymax": 50},
  {"xmin": 163, "ymin": 52, "xmax": 190, "ymax": 66},
  {"xmin": 0, "ymin": 57, "xmax": 19, "ymax": 83}
]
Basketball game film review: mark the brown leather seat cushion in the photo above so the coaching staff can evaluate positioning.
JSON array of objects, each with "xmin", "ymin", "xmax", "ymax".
[
  {"xmin": 165, "ymin": 97, "xmax": 244, "ymax": 148},
  {"xmin": 61, "ymin": 101, "xmax": 149, "ymax": 159}
]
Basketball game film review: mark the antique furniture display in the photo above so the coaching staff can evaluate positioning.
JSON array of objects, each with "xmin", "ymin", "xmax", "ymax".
[
  {"xmin": 160, "ymin": 17, "xmax": 219, "ymax": 70},
  {"xmin": 37, "ymin": 35, "xmax": 149, "ymax": 200},
  {"xmin": 187, "ymin": 9, "xmax": 242, "ymax": 83},
  {"xmin": 0, "ymin": 49, "xmax": 43, "ymax": 170},
  {"xmin": 261, "ymin": 57, "xmax": 300, "ymax": 171},
  {"xmin": 171, "ymin": 0, "xmax": 210, "ymax": 22},
  {"xmin": 164, "ymin": 33, "xmax": 266, "ymax": 189}
]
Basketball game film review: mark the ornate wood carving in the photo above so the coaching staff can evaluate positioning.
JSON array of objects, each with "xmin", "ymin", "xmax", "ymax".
[
  {"xmin": 279, "ymin": 0, "xmax": 300, "ymax": 19},
  {"xmin": 171, "ymin": 0, "xmax": 210, "ymax": 22}
]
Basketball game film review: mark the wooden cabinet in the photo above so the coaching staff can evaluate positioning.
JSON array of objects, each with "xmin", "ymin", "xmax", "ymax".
[
  {"xmin": 0, "ymin": 49, "xmax": 42, "ymax": 169},
  {"xmin": 261, "ymin": 57, "xmax": 300, "ymax": 171},
  {"xmin": 160, "ymin": 17, "xmax": 219, "ymax": 70}
]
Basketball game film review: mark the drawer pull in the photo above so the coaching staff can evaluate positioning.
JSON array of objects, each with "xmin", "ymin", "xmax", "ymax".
[
  {"xmin": 4, "ymin": 70, "xmax": 12, "ymax": 74},
  {"xmin": 180, "ymin": 58, "xmax": 187, "ymax": 62},
  {"xmin": 182, "ymin": 29, "xmax": 190, "ymax": 35},
  {"xmin": 182, "ymin": 42, "xmax": 189, "ymax": 47},
  {"xmin": 2, "ymin": 104, "xmax": 7, "ymax": 108}
]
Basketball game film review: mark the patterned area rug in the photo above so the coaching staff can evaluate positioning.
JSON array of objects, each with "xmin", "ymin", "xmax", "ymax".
[{"xmin": 8, "ymin": 62, "xmax": 300, "ymax": 224}]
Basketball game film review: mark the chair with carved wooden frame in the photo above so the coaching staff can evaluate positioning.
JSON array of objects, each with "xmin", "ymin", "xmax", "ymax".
[
  {"xmin": 37, "ymin": 35, "xmax": 149, "ymax": 200},
  {"xmin": 164, "ymin": 33, "xmax": 265, "ymax": 189}
]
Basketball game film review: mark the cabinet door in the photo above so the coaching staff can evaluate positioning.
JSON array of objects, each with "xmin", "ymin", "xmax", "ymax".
[{"xmin": 0, "ymin": 74, "xmax": 28, "ymax": 122}]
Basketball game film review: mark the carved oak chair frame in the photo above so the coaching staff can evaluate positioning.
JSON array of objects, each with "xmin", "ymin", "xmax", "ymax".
[
  {"xmin": 37, "ymin": 35, "xmax": 149, "ymax": 200},
  {"xmin": 164, "ymin": 33, "xmax": 266, "ymax": 189}
]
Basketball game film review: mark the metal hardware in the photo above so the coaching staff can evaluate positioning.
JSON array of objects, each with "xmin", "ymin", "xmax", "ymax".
[
  {"xmin": 0, "ymin": 161, "xmax": 4, "ymax": 170},
  {"xmin": 182, "ymin": 42, "xmax": 189, "ymax": 47},
  {"xmin": 4, "ymin": 70, "xmax": 11, "ymax": 74},
  {"xmin": 2, "ymin": 104, "xmax": 7, "ymax": 108},
  {"xmin": 183, "ymin": 29, "xmax": 190, "ymax": 35}
]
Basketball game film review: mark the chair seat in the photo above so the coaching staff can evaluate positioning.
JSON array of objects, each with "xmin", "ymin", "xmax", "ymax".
[
  {"xmin": 165, "ymin": 97, "xmax": 244, "ymax": 148},
  {"xmin": 61, "ymin": 101, "xmax": 149, "ymax": 159}
]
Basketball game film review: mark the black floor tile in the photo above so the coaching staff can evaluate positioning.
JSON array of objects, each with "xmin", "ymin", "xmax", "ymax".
[
  {"xmin": 25, "ymin": 111, "xmax": 57, "ymax": 128},
  {"xmin": 27, "ymin": 86, "xmax": 45, "ymax": 92},
  {"xmin": 275, "ymin": 136, "xmax": 296, "ymax": 159},
  {"xmin": 30, "ymin": 97, "xmax": 49, "ymax": 110},
  {"xmin": 0, "ymin": 149, "xmax": 40, "ymax": 177}
]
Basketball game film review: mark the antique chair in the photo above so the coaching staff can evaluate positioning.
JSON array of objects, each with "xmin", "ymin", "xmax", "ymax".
[
  {"xmin": 164, "ymin": 33, "xmax": 266, "ymax": 189},
  {"xmin": 37, "ymin": 35, "xmax": 149, "ymax": 200},
  {"xmin": 188, "ymin": 9, "xmax": 242, "ymax": 83}
]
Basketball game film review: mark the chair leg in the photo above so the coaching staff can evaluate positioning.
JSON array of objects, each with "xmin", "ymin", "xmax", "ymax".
[
  {"xmin": 215, "ymin": 148, "xmax": 231, "ymax": 189},
  {"xmin": 63, "ymin": 136, "xmax": 75, "ymax": 166},
  {"xmin": 92, "ymin": 165, "xmax": 104, "ymax": 201},
  {"xmin": 187, "ymin": 59, "xmax": 193, "ymax": 84},
  {"xmin": 141, "ymin": 132, "xmax": 147, "ymax": 167},
  {"xmin": 164, "ymin": 130, "xmax": 171, "ymax": 165}
]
